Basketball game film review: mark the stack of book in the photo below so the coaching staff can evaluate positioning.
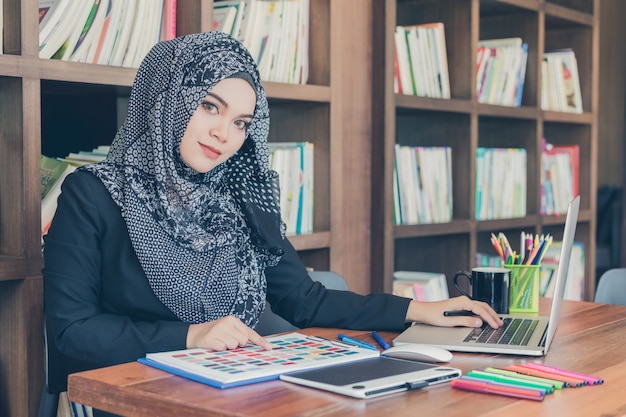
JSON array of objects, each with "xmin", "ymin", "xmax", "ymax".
[
  {"xmin": 268, "ymin": 142, "xmax": 314, "ymax": 235},
  {"xmin": 393, "ymin": 22, "xmax": 450, "ymax": 99},
  {"xmin": 213, "ymin": 0, "xmax": 310, "ymax": 84},
  {"xmin": 475, "ymin": 147, "xmax": 527, "ymax": 220},
  {"xmin": 40, "ymin": 146, "xmax": 109, "ymax": 237},
  {"xmin": 393, "ymin": 144, "xmax": 452, "ymax": 225},
  {"xmin": 541, "ymin": 49, "xmax": 583, "ymax": 113},
  {"xmin": 392, "ymin": 271, "xmax": 449, "ymax": 302},
  {"xmin": 541, "ymin": 139, "xmax": 579, "ymax": 215},
  {"xmin": 38, "ymin": 0, "xmax": 176, "ymax": 67},
  {"xmin": 476, "ymin": 37, "xmax": 528, "ymax": 107},
  {"xmin": 475, "ymin": 252, "xmax": 504, "ymax": 268}
]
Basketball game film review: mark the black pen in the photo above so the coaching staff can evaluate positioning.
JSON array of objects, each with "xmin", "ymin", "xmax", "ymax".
[{"xmin": 443, "ymin": 310, "xmax": 478, "ymax": 317}]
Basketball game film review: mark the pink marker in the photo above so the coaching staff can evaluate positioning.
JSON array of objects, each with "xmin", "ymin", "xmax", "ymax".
[{"xmin": 521, "ymin": 363, "xmax": 603, "ymax": 385}]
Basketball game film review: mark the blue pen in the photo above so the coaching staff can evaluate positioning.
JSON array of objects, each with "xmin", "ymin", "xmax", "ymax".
[
  {"xmin": 371, "ymin": 331, "xmax": 390, "ymax": 350},
  {"xmin": 337, "ymin": 333, "xmax": 378, "ymax": 351}
]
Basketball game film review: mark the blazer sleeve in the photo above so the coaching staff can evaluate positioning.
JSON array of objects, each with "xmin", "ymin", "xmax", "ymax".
[
  {"xmin": 264, "ymin": 239, "xmax": 412, "ymax": 332},
  {"xmin": 43, "ymin": 171, "xmax": 189, "ymax": 391}
]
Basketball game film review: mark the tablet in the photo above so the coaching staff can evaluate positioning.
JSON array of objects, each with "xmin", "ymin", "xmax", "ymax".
[{"xmin": 279, "ymin": 356, "xmax": 461, "ymax": 399}]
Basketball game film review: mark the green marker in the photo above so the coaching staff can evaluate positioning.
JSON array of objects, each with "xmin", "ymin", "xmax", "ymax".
[
  {"xmin": 484, "ymin": 367, "xmax": 565, "ymax": 390},
  {"xmin": 467, "ymin": 370, "xmax": 555, "ymax": 394}
]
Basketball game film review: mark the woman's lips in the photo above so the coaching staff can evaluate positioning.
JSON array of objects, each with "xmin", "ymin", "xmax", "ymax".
[{"xmin": 199, "ymin": 142, "xmax": 222, "ymax": 159}]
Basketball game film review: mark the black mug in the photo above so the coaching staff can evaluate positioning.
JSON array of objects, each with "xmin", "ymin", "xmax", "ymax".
[{"xmin": 453, "ymin": 267, "xmax": 510, "ymax": 314}]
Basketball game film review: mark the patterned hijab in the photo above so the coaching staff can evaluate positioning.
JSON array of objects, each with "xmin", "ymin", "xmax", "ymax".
[{"xmin": 81, "ymin": 32, "xmax": 285, "ymax": 326}]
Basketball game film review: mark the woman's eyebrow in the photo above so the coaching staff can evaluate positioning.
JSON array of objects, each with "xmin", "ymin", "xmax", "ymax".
[
  {"xmin": 205, "ymin": 92, "xmax": 254, "ymax": 119},
  {"xmin": 206, "ymin": 91, "xmax": 228, "ymax": 107}
]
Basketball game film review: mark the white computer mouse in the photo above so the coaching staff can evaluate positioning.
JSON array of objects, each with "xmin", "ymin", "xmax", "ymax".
[{"xmin": 382, "ymin": 344, "xmax": 453, "ymax": 363}]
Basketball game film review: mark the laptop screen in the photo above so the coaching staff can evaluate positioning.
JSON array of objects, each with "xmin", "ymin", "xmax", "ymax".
[{"xmin": 543, "ymin": 196, "xmax": 580, "ymax": 351}]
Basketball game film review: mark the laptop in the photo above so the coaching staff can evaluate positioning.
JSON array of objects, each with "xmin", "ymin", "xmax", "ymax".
[{"xmin": 393, "ymin": 196, "xmax": 580, "ymax": 356}]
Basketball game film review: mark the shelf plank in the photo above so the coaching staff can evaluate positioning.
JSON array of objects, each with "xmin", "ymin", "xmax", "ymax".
[
  {"xmin": 265, "ymin": 83, "xmax": 331, "ymax": 103},
  {"xmin": 287, "ymin": 232, "xmax": 331, "ymax": 251},
  {"xmin": 542, "ymin": 110, "xmax": 593, "ymax": 124},
  {"xmin": 544, "ymin": 3, "xmax": 594, "ymax": 26},
  {"xmin": 393, "ymin": 219, "xmax": 472, "ymax": 238},
  {"xmin": 395, "ymin": 95, "xmax": 472, "ymax": 114},
  {"xmin": 0, "ymin": 257, "xmax": 44, "ymax": 281},
  {"xmin": 477, "ymin": 103, "xmax": 539, "ymax": 119}
]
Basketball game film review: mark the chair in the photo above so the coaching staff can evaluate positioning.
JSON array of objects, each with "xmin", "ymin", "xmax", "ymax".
[
  {"xmin": 255, "ymin": 271, "xmax": 349, "ymax": 336},
  {"xmin": 594, "ymin": 268, "xmax": 626, "ymax": 306}
]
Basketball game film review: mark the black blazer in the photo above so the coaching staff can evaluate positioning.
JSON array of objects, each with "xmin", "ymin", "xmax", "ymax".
[{"xmin": 43, "ymin": 171, "xmax": 411, "ymax": 392}]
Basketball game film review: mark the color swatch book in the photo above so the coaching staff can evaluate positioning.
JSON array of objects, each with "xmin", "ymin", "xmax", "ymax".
[{"xmin": 138, "ymin": 332, "xmax": 380, "ymax": 389}]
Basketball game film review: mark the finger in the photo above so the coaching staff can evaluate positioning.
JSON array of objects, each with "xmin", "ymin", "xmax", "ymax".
[
  {"xmin": 444, "ymin": 316, "xmax": 484, "ymax": 328},
  {"xmin": 468, "ymin": 303, "xmax": 503, "ymax": 329},
  {"xmin": 247, "ymin": 329, "xmax": 272, "ymax": 350},
  {"xmin": 448, "ymin": 297, "xmax": 502, "ymax": 328}
]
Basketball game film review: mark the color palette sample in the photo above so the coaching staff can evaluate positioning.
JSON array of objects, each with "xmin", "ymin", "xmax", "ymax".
[{"xmin": 140, "ymin": 332, "xmax": 380, "ymax": 388}]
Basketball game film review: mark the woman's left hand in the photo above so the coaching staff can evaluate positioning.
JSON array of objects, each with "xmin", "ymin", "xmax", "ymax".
[{"xmin": 405, "ymin": 296, "xmax": 503, "ymax": 329}]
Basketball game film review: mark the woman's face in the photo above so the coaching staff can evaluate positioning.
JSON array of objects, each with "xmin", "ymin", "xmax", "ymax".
[{"xmin": 180, "ymin": 77, "xmax": 256, "ymax": 173}]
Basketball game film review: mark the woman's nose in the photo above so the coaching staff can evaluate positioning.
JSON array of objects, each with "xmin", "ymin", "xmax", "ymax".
[{"xmin": 210, "ymin": 120, "xmax": 228, "ymax": 143}]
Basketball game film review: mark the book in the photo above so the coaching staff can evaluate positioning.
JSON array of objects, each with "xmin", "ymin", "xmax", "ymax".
[
  {"xmin": 39, "ymin": 0, "xmax": 87, "ymax": 59},
  {"xmin": 121, "ymin": 0, "xmax": 150, "ymax": 67},
  {"xmin": 93, "ymin": 0, "xmax": 122, "ymax": 64},
  {"xmin": 64, "ymin": 0, "xmax": 105, "ymax": 62},
  {"xmin": 394, "ymin": 23, "xmax": 450, "ymax": 98},
  {"xmin": 109, "ymin": 0, "xmax": 136, "ymax": 66},
  {"xmin": 268, "ymin": 142, "xmax": 314, "ymax": 234},
  {"xmin": 540, "ymin": 241, "xmax": 584, "ymax": 301},
  {"xmin": 542, "ymin": 49, "xmax": 583, "ymax": 113},
  {"xmin": 160, "ymin": 0, "xmax": 176, "ymax": 41},
  {"xmin": 39, "ymin": 0, "xmax": 72, "ymax": 49},
  {"xmin": 127, "ymin": 0, "xmax": 163, "ymax": 67},
  {"xmin": 476, "ymin": 38, "xmax": 527, "ymax": 106},
  {"xmin": 393, "ymin": 145, "xmax": 452, "ymax": 225},
  {"xmin": 541, "ymin": 140, "xmax": 579, "ymax": 215},
  {"xmin": 213, "ymin": 1, "xmax": 240, "ymax": 34},
  {"xmin": 138, "ymin": 332, "xmax": 380, "ymax": 389},
  {"xmin": 41, "ymin": 155, "xmax": 77, "ymax": 236},
  {"xmin": 393, "ymin": 271, "xmax": 450, "ymax": 301},
  {"xmin": 475, "ymin": 147, "xmax": 526, "ymax": 220}
]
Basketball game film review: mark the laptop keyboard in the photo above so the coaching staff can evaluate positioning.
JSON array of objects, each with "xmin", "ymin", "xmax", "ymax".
[{"xmin": 463, "ymin": 317, "xmax": 539, "ymax": 346}]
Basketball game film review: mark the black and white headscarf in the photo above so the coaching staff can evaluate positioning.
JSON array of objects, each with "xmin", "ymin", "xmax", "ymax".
[{"xmin": 81, "ymin": 32, "xmax": 285, "ymax": 326}]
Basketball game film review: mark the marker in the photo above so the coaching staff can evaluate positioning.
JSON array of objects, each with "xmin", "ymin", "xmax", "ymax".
[
  {"xmin": 519, "ymin": 363, "xmax": 603, "ymax": 385},
  {"xmin": 371, "ymin": 331, "xmax": 390, "ymax": 350},
  {"xmin": 466, "ymin": 370, "xmax": 554, "ymax": 393},
  {"xmin": 337, "ymin": 333, "xmax": 378, "ymax": 351},
  {"xmin": 504, "ymin": 365, "xmax": 584, "ymax": 387},
  {"xmin": 484, "ymin": 367, "xmax": 565, "ymax": 390},
  {"xmin": 451, "ymin": 377, "xmax": 544, "ymax": 401},
  {"xmin": 460, "ymin": 375, "xmax": 548, "ymax": 396}
]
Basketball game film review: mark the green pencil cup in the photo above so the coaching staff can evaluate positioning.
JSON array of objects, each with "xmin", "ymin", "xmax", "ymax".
[{"xmin": 506, "ymin": 264, "xmax": 540, "ymax": 314}]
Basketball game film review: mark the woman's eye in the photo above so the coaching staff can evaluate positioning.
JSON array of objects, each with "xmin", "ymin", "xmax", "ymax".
[
  {"xmin": 200, "ymin": 101, "xmax": 218, "ymax": 113},
  {"xmin": 234, "ymin": 120, "xmax": 250, "ymax": 130}
]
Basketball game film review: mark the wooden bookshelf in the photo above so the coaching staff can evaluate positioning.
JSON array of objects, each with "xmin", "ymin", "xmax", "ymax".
[
  {"xmin": 371, "ymin": 0, "xmax": 599, "ymax": 304},
  {"xmin": 0, "ymin": 0, "xmax": 377, "ymax": 416}
]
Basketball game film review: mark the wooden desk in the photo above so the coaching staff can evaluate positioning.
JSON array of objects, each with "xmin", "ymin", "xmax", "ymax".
[{"xmin": 68, "ymin": 300, "xmax": 626, "ymax": 417}]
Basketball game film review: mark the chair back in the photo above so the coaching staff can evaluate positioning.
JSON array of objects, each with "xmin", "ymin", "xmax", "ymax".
[
  {"xmin": 255, "ymin": 271, "xmax": 348, "ymax": 336},
  {"xmin": 594, "ymin": 268, "xmax": 626, "ymax": 306}
]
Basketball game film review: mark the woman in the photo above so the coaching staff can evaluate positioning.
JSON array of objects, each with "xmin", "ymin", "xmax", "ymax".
[{"xmin": 43, "ymin": 31, "xmax": 501, "ymax": 399}]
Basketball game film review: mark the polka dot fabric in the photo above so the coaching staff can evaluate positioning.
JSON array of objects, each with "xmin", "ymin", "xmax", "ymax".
[{"xmin": 81, "ymin": 32, "xmax": 285, "ymax": 326}]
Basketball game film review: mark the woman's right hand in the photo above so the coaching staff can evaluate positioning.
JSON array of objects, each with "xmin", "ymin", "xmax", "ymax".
[{"xmin": 186, "ymin": 315, "xmax": 272, "ymax": 351}]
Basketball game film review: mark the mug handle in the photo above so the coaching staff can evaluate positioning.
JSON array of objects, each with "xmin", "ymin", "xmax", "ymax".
[{"xmin": 453, "ymin": 270, "xmax": 473, "ymax": 298}]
